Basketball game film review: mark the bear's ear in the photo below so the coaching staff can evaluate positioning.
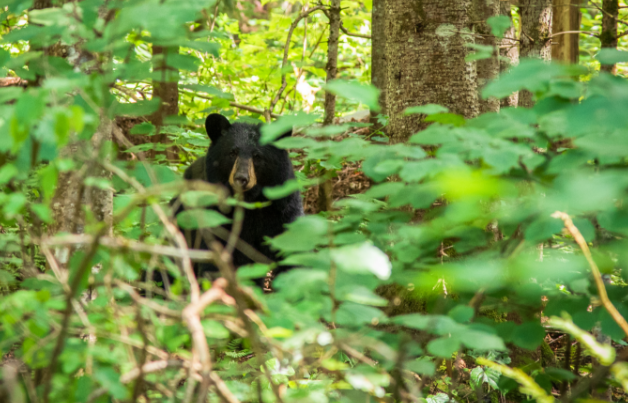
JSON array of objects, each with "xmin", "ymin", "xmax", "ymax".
[{"xmin": 205, "ymin": 114, "xmax": 231, "ymax": 143}]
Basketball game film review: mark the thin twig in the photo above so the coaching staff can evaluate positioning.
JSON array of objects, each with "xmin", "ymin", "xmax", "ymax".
[
  {"xmin": 182, "ymin": 278, "xmax": 239, "ymax": 403},
  {"xmin": 552, "ymin": 211, "xmax": 628, "ymax": 337},
  {"xmin": 268, "ymin": 5, "xmax": 327, "ymax": 117},
  {"xmin": 180, "ymin": 89, "xmax": 281, "ymax": 118},
  {"xmin": 43, "ymin": 234, "xmax": 215, "ymax": 262},
  {"xmin": 42, "ymin": 223, "xmax": 108, "ymax": 402},
  {"xmin": 102, "ymin": 160, "xmax": 201, "ymax": 303},
  {"xmin": 115, "ymin": 280, "xmax": 183, "ymax": 318}
]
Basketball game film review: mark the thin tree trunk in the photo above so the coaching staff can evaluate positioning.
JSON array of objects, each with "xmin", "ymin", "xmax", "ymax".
[
  {"xmin": 519, "ymin": 0, "xmax": 552, "ymax": 108},
  {"xmin": 371, "ymin": 0, "xmax": 387, "ymax": 120},
  {"xmin": 50, "ymin": 116, "xmax": 115, "ymax": 257},
  {"xmin": 552, "ymin": 0, "xmax": 580, "ymax": 64},
  {"xmin": 473, "ymin": 0, "xmax": 500, "ymax": 114},
  {"xmin": 150, "ymin": 45, "xmax": 179, "ymax": 161},
  {"xmin": 317, "ymin": 0, "xmax": 341, "ymax": 212},
  {"xmin": 500, "ymin": 3, "xmax": 519, "ymax": 108},
  {"xmin": 386, "ymin": 0, "xmax": 479, "ymax": 143},
  {"xmin": 600, "ymin": 0, "xmax": 618, "ymax": 74},
  {"xmin": 323, "ymin": 0, "xmax": 341, "ymax": 126}
]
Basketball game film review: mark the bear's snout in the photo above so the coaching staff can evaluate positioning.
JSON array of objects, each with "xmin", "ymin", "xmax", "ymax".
[{"xmin": 228, "ymin": 157, "xmax": 257, "ymax": 192}]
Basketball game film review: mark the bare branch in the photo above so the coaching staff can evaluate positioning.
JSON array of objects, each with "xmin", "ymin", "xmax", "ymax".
[
  {"xmin": 552, "ymin": 211, "xmax": 628, "ymax": 338},
  {"xmin": 269, "ymin": 5, "xmax": 327, "ymax": 117}
]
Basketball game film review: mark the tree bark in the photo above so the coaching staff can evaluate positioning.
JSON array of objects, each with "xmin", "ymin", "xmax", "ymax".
[
  {"xmin": 150, "ymin": 45, "xmax": 179, "ymax": 161},
  {"xmin": 600, "ymin": 0, "xmax": 618, "ymax": 74},
  {"xmin": 317, "ymin": 0, "xmax": 341, "ymax": 212},
  {"xmin": 33, "ymin": 0, "xmax": 52, "ymax": 9},
  {"xmin": 50, "ymin": 117, "xmax": 115, "ymax": 261},
  {"xmin": 500, "ymin": 3, "xmax": 519, "ymax": 108},
  {"xmin": 386, "ymin": 0, "xmax": 479, "ymax": 143},
  {"xmin": 519, "ymin": 0, "xmax": 552, "ymax": 108},
  {"xmin": 323, "ymin": 0, "xmax": 341, "ymax": 126},
  {"xmin": 371, "ymin": 0, "xmax": 387, "ymax": 119},
  {"xmin": 552, "ymin": 0, "xmax": 580, "ymax": 64},
  {"xmin": 472, "ymin": 0, "xmax": 500, "ymax": 114}
]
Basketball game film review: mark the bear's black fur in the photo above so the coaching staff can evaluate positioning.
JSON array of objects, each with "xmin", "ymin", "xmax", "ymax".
[{"xmin": 176, "ymin": 113, "xmax": 303, "ymax": 284}]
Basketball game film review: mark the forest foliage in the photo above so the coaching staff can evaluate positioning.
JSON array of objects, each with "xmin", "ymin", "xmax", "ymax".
[{"xmin": 3, "ymin": 0, "xmax": 628, "ymax": 403}]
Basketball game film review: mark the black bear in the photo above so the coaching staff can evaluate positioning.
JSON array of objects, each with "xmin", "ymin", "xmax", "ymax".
[{"xmin": 175, "ymin": 113, "xmax": 303, "ymax": 284}]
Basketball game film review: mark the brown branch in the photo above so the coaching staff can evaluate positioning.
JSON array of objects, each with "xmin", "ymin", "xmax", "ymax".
[
  {"xmin": 115, "ymin": 280, "xmax": 183, "ymax": 318},
  {"xmin": 321, "ymin": 9, "xmax": 371, "ymax": 39},
  {"xmin": 42, "ymin": 224, "xmax": 109, "ymax": 403},
  {"xmin": 550, "ymin": 30, "xmax": 598, "ymax": 38},
  {"xmin": 552, "ymin": 211, "xmax": 628, "ymax": 337},
  {"xmin": 182, "ymin": 278, "xmax": 239, "ymax": 403},
  {"xmin": 88, "ymin": 360, "xmax": 186, "ymax": 402},
  {"xmin": 43, "ymin": 234, "xmax": 215, "ymax": 262},
  {"xmin": 268, "ymin": 5, "xmax": 327, "ymax": 117},
  {"xmin": 102, "ymin": 160, "xmax": 201, "ymax": 303},
  {"xmin": 180, "ymin": 89, "xmax": 281, "ymax": 118}
]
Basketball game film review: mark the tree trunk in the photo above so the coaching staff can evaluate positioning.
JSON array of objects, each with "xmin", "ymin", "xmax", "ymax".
[
  {"xmin": 552, "ymin": 0, "xmax": 580, "ymax": 64},
  {"xmin": 150, "ymin": 45, "xmax": 179, "ymax": 161},
  {"xmin": 386, "ymin": 0, "xmax": 479, "ymax": 143},
  {"xmin": 50, "ymin": 117, "xmax": 115, "ymax": 262},
  {"xmin": 500, "ymin": 3, "xmax": 519, "ymax": 108},
  {"xmin": 371, "ymin": 0, "xmax": 387, "ymax": 119},
  {"xmin": 600, "ymin": 0, "xmax": 618, "ymax": 74},
  {"xmin": 317, "ymin": 0, "xmax": 341, "ymax": 212},
  {"xmin": 323, "ymin": 0, "xmax": 341, "ymax": 126},
  {"xmin": 519, "ymin": 0, "xmax": 552, "ymax": 108},
  {"xmin": 472, "ymin": 0, "xmax": 500, "ymax": 114}
]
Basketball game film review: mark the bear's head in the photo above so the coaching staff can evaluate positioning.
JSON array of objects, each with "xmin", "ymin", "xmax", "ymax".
[{"xmin": 204, "ymin": 113, "xmax": 294, "ymax": 201}]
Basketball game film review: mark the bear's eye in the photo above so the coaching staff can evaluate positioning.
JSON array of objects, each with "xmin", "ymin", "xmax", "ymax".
[
  {"xmin": 230, "ymin": 148, "xmax": 238, "ymax": 157},
  {"xmin": 253, "ymin": 152, "xmax": 261, "ymax": 160}
]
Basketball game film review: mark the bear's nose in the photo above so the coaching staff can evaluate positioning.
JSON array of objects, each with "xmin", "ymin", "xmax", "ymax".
[{"xmin": 234, "ymin": 175, "xmax": 249, "ymax": 188}]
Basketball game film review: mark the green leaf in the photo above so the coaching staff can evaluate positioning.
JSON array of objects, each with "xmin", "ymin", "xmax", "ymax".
[
  {"xmin": 596, "ymin": 49, "xmax": 628, "ymax": 65},
  {"xmin": 29, "ymin": 7, "xmax": 67, "ymax": 26},
  {"xmin": 263, "ymin": 179, "xmax": 303, "ymax": 200},
  {"xmin": 269, "ymin": 215, "xmax": 329, "ymax": 253},
  {"xmin": 427, "ymin": 337, "xmax": 461, "ymax": 358},
  {"xmin": 511, "ymin": 322, "xmax": 546, "ymax": 350},
  {"xmin": 185, "ymin": 41, "xmax": 221, "ymax": 57},
  {"xmin": 463, "ymin": 330, "xmax": 506, "ymax": 351},
  {"xmin": 94, "ymin": 367, "xmax": 129, "ymax": 400},
  {"xmin": 180, "ymin": 191, "xmax": 220, "ymax": 208},
  {"xmin": 405, "ymin": 358, "xmax": 436, "ymax": 376},
  {"xmin": 129, "ymin": 122, "xmax": 156, "ymax": 135},
  {"xmin": 0, "ymin": 164, "xmax": 18, "ymax": 185},
  {"xmin": 236, "ymin": 264, "xmax": 271, "ymax": 280},
  {"xmin": 114, "ymin": 99, "xmax": 161, "ymax": 117},
  {"xmin": 404, "ymin": 104, "xmax": 449, "ymax": 116},
  {"xmin": 182, "ymin": 84, "xmax": 234, "ymax": 100},
  {"xmin": 338, "ymin": 285, "xmax": 389, "ymax": 306},
  {"xmin": 260, "ymin": 112, "xmax": 319, "ymax": 145},
  {"xmin": 525, "ymin": 216, "xmax": 564, "ymax": 242},
  {"xmin": 176, "ymin": 209, "xmax": 231, "ymax": 229},
  {"xmin": 331, "ymin": 242, "xmax": 391, "ymax": 280},
  {"xmin": 487, "ymin": 15, "xmax": 512, "ymax": 38},
  {"xmin": 324, "ymin": 80, "xmax": 381, "ymax": 112},
  {"xmin": 30, "ymin": 204, "xmax": 52, "ymax": 223},
  {"xmin": 202, "ymin": 320, "xmax": 230, "ymax": 339},
  {"xmin": 448, "ymin": 305, "xmax": 474, "ymax": 323},
  {"xmin": 0, "ymin": 87, "xmax": 23, "ymax": 104},
  {"xmin": 424, "ymin": 113, "xmax": 465, "ymax": 127},
  {"xmin": 335, "ymin": 302, "xmax": 387, "ymax": 326}
]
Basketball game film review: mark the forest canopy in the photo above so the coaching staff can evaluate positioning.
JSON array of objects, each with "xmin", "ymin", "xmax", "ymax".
[{"xmin": 3, "ymin": 1, "xmax": 628, "ymax": 403}]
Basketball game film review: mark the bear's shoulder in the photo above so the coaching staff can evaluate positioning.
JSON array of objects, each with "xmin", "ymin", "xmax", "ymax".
[{"xmin": 183, "ymin": 156, "xmax": 206, "ymax": 181}]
